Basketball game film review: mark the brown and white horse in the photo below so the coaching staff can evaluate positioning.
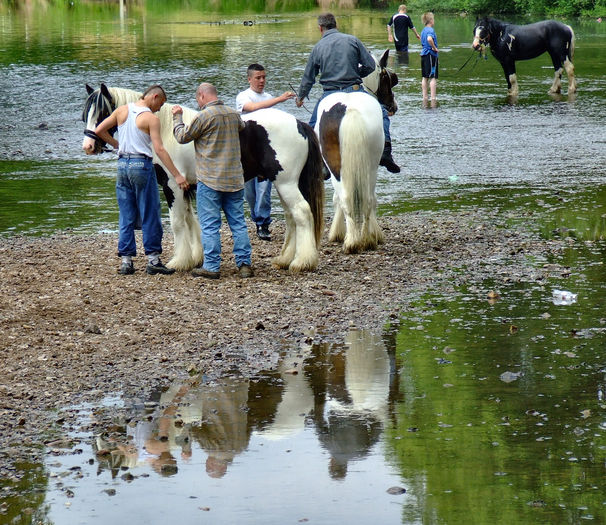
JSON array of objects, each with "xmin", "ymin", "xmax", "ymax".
[{"xmin": 315, "ymin": 50, "xmax": 397, "ymax": 254}]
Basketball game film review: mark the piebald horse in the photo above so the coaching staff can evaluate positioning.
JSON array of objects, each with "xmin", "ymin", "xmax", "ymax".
[
  {"xmin": 82, "ymin": 84, "xmax": 324, "ymax": 273},
  {"xmin": 317, "ymin": 49, "xmax": 397, "ymax": 254},
  {"xmin": 472, "ymin": 17, "xmax": 576, "ymax": 97}
]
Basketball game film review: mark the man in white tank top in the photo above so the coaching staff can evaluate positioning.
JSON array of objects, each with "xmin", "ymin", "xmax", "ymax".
[
  {"xmin": 95, "ymin": 85, "xmax": 189, "ymax": 275},
  {"xmin": 236, "ymin": 64, "xmax": 295, "ymax": 242}
]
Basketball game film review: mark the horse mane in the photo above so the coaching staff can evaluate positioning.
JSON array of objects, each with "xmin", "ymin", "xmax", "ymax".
[{"xmin": 106, "ymin": 86, "xmax": 199, "ymax": 128}]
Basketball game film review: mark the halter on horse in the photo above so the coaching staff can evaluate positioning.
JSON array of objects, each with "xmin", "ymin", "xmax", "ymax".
[
  {"xmin": 362, "ymin": 49, "xmax": 399, "ymax": 116},
  {"xmin": 82, "ymin": 84, "xmax": 324, "ymax": 273},
  {"xmin": 472, "ymin": 17, "xmax": 576, "ymax": 97}
]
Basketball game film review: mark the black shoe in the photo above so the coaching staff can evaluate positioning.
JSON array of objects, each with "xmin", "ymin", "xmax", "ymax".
[
  {"xmin": 118, "ymin": 262, "xmax": 135, "ymax": 275},
  {"xmin": 257, "ymin": 225, "xmax": 272, "ymax": 241},
  {"xmin": 146, "ymin": 259, "xmax": 175, "ymax": 275},
  {"xmin": 380, "ymin": 141, "xmax": 400, "ymax": 174}
]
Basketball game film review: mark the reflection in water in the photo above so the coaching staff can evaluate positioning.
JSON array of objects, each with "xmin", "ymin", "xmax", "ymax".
[
  {"xmin": 92, "ymin": 329, "xmax": 397, "ymax": 484},
  {"xmin": 306, "ymin": 331, "xmax": 394, "ymax": 479}
]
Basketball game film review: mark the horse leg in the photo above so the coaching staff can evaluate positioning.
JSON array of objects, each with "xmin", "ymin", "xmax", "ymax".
[
  {"xmin": 328, "ymin": 190, "xmax": 346, "ymax": 243},
  {"xmin": 502, "ymin": 61, "xmax": 518, "ymax": 97},
  {"xmin": 274, "ymin": 184, "xmax": 319, "ymax": 272},
  {"xmin": 273, "ymin": 198, "xmax": 297, "ymax": 270},
  {"xmin": 366, "ymin": 175, "xmax": 384, "ymax": 247},
  {"xmin": 155, "ymin": 165, "xmax": 201, "ymax": 270},
  {"xmin": 564, "ymin": 57, "xmax": 576, "ymax": 93},
  {"xmin": 548, "ymin": 55, "xmax": 564, "ymax": 94}
]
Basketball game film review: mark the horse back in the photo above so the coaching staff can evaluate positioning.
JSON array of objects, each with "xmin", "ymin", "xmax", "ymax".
[{"xmin": 496, "ymin": 20, "xmax": 573, "ymax": 61}]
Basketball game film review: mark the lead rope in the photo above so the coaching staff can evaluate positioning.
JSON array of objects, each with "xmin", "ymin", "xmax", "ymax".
[{"xmin": 289, "ymin": 82, "xmax": 312, "ymax": 114}]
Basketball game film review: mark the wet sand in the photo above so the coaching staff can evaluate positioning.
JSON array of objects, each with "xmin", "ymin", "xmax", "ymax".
[{"xmin": 0, "ymin": 210, "xmax": 570, "ymax": 481}]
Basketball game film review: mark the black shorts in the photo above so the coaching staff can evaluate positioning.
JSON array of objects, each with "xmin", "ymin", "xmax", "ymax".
[{"xmin": 421, "ymin": 54, "xmax": 439, "ymax": 79}]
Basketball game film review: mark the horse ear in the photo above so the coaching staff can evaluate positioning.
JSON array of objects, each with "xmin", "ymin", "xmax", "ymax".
[
  {"xmin": 100, "ymin": 83, "xmax": 112, "ymax": 101},
  {"xmin": 379, "ymin": 49, "xmax": 389, "ymax": 68},
  {"xmin": 86, "ymin": 84, "xmax": 94, "ymax": 95}
]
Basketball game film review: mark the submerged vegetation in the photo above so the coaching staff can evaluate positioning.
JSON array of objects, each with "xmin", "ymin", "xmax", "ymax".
[{"xmin": 1, "ymin": 0, "xmax": 605, "ymax": 17}]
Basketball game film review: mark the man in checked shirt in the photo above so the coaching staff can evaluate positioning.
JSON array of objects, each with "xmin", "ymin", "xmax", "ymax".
[{"xmin": 172, "ymin": 82, "xmax": 253, "ymax": 280}]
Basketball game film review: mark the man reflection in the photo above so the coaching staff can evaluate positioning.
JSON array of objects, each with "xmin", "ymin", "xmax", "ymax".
[{"xmin": 190, "ymin": 377, "xmax": 251, "ymax": 478}]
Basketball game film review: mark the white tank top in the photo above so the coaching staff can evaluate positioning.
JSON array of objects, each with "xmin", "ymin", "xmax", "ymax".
[{"xmin": 117, "ymin": 103, "xmax": 153, "ymax": 157}]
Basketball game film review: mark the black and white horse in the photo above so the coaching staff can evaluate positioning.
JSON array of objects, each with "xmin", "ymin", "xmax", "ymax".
[
  {"xmin": 315, "ymin": 50, "xmax": 397, "ymax": 254},
  {"xmin": 82, "ymin": 84, "xmax": 324, "ymax": 273},
  {"xmin": 472, "ymin": 17, "xmax": 576, "ymax": 97}
]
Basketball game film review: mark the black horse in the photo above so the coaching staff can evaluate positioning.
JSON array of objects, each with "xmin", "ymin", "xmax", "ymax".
[{"xmin": 472, "ymin": 17, "xmax": 576, "ymax": 97}]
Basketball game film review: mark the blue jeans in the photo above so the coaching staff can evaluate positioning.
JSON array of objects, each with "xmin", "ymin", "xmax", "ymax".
[
  {"xmin": 116, "ymin": 157, "xmax": 163, "ymax": 256},
  {"xmin": 309, "ymin": 85, "xmax": 391, "ymax": 142},
  {"xmin": 196, "ymin": 182, "xmax": 252, "ymax": 272},
  {"xmin": 245, "ymin": 178, "xmax": 272, "ymax": 227}
]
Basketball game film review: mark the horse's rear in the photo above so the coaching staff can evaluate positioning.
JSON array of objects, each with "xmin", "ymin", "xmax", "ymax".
[
  {"xmin": 316, "ymin": 92, "xmax": 384, "ymax": 254},
  {"xmin": 241, "ymin": 108, "xmax": 324, "ymax": 272}
]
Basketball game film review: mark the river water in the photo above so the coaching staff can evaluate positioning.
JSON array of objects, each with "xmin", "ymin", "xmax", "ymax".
[{"xmin": 1, "ymin": 2, "xmax": 606, "ymax": 524}]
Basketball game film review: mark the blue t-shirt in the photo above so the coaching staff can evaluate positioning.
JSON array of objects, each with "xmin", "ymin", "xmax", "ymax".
[{"xmin": 420, "ymin": 26, "xmax": 438, "ymax": 57}]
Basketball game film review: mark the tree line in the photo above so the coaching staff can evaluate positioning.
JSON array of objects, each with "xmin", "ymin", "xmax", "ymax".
[{"xmin": 377, "ymin": 0, "xmax": 604, "ymax": 17}]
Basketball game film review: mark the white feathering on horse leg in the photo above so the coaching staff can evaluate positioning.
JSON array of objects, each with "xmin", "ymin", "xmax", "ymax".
[
  {"xmin": 288, "ymin": 201, "xmax": 319, "ymax": 273},
  {"xmin": 564, "ymin": 59, "xmax": 576, "ymax": 93},
  {"xmin": 549, "ymin": 67, "xmax": 563, "ymax": 94},
  {"xmin": 273, "ymin": 204, "xmax": 296, "ymax": 270},
  {"xmin": 508, "ymin": 74, "xmax": 519, "ymax": 97}
]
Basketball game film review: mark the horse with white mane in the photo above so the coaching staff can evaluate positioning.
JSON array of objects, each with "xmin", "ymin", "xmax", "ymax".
[{"xmin": 82, "ymin": 84, "xmax": 324, "ymax": 273}]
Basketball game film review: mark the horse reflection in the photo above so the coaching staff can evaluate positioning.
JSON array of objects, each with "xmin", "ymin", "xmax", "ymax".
[{"xmin": 304, "ymin": 329, "xmax": 396, "ymax": 479}]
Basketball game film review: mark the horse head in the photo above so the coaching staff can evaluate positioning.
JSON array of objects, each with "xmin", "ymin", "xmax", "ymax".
[
  {"xmin": 82, "ymin": 83, "xmax": 116, "ymax": 155},
  {"xmin": 472, "ymin": 17, "xmax": 492, "ymax": 51},
  {"xmin": 363, "ymin": 50, "xmax": 398, "ymax": 116}
]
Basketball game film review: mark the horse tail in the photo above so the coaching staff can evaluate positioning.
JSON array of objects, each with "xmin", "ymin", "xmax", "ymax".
[
  {"xmin": 339, "ymin": 106, "xmax": 372, "ymax": 232},
  {"xmin": 567, "ymin": 25, "xmax": 575, "ymax": 60},
  {"xmin": 297, "ymin": 121, "xmax": 325, "ymax": 247}
]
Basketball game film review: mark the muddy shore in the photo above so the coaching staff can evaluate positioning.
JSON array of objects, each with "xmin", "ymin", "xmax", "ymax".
[{"xmin": 0, "ymin": 209, "xmax": 571, "ymax": 483}]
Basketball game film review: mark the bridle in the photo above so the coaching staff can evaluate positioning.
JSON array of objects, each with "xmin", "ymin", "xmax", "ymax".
[
  {"xmin": 83, "ymin": 93, "xmax": 116, "ymax": 153},
  {"xmin": 365, "ymin": 64, "xmax": 398, "ymax": 115},
  {"xmin": 474, "ymin": 25, "xmax": 491, "ymax": 46}
]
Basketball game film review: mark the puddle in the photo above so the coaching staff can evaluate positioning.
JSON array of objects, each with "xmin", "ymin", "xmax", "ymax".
[{"xmin": 39, "ymin": 330, "xmax": 407, "ymax": 525}]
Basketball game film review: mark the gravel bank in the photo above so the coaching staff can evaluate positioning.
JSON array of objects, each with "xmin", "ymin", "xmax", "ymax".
[{"xmin": 0, "ymin": 210, "xmax": 569, "ymax": 482}]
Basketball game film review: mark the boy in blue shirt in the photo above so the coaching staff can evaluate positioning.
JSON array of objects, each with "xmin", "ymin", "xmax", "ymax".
[{"xmin": 420, "ymin": 12, "xmax": 439, "ymax": 104}]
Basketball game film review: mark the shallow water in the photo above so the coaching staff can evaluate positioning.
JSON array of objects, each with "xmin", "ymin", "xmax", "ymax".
[{"xmin": 1, "ymin": 3, "xmax": 606, "ymax": 524}]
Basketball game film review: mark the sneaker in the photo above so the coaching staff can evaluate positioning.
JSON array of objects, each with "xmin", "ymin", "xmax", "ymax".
[
  {"xmin": 146, "ymin": 259, "xmax": 176, "ymax": 275},
  {"xmin": 238, "ymin": 264, "xmax": 254, "ymax": 278},
  {"xmin": 191, "ymin": 267, "xmax": 220, "ymax": 279},
  {"xmin": 257, "ymin": 225, "xmax": 271, "ymax": 241},
  {"xmin": 118, "ymin": 262, "xmax": 135, "ymax": 275}
]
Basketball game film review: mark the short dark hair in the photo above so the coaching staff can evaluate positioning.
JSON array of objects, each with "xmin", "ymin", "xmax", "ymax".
[
  {"xmin": 246, "ymin": 63, "xmax": 265, "ymax": 77},
  {"xmin": 318, "ymin": 13, "xmax": 336, "ymax": 30},
  {"xmin": 141, "ymin": 84, "xmax": 167, "ymax": 100}
]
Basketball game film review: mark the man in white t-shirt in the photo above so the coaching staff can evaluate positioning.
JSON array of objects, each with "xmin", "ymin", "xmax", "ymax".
[{"xmin": 236, "ymin": 64, "xmax": 295, "ymax": 241}]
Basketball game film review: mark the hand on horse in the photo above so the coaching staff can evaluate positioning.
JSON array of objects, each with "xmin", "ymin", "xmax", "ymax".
[
  {"xmin": 172, "ymin": 105, "xmax": 183, "ymax": 116},
  {"xmin": 175, "ymin": 174, "xmax": 189, "ymax": 192}
]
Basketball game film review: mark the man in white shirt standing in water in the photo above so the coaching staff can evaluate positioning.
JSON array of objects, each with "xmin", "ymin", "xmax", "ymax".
[{"xmin": 236, "ymin": 64, "xmax": 295, "ymax": 242}]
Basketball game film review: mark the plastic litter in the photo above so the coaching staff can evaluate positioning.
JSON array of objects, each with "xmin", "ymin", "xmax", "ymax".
[{"xmin": 552, "ymin": 289, "xmax": 578, "ymax": 305}]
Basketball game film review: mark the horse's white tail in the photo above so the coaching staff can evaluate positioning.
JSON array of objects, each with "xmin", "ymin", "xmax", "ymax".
[
  {"xmin": 567, "ymin": 25, "xmax": 575, "ymax": 60},
  {"xmin": 339, "ymin": 107, "xmax": 377, "ymax": 253}
]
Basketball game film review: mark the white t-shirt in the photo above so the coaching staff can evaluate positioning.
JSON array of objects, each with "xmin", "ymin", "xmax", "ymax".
[{"xmin": 235, "ymin": 88, "xmax": 273, "ymax": 114}]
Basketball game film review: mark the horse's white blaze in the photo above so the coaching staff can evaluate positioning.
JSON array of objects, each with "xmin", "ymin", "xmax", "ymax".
[
  {"xmin": 317, "ymin": 92, "xmax": 384, "ymax": 254},
  {"xmin": 82, "ymin": 106, "xmax": 97, "ymax": 154}
]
